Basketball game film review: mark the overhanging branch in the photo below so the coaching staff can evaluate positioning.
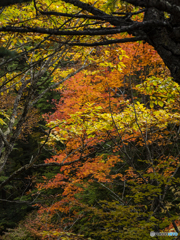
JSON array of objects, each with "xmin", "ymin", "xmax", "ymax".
[
  {"xmin": 62, "ymin": 0, "xmax": 109, "ymax": 18},
  {"xmin": 0, "ymin": 20, "xmax": 168, "ymax": 36},
  {"xmin": 57, "ymin": 36, "xmax": 146, "ymax": 46},
  {"xmin": 0, "ymin": 0, "xmax": 32, "ymax": 7},
  {"xmin": 39, "ymin": 10, "xmax": 112, "ymax": 21}
]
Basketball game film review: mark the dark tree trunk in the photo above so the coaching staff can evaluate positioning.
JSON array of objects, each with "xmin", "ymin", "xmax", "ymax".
[
  {"xmin": 150, "ymin": 29, "xmax": 180, "ymax": 84},
  {"xmin": 120, "ymin": 0, "xmax": 180, "ymax": 84},
  {"xmin": 142, "ymin": 5, "xmax": 180, "ymax": 84}
]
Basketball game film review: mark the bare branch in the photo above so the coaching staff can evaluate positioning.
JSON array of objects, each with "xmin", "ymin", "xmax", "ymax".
[
  {"xmin": 57, "ymin": 36, "xmax": 146, "ymax": 47},
  {"xmin": 0, "ymin": 20, "xmax": 168, "ymax": 36},
  {"xmin": 39, "ymin": 10, "xmax": 112, "ymax": 21},
  {"xmin": 0, "ymin": 0, "xmax": 32, "ymax": 7}
]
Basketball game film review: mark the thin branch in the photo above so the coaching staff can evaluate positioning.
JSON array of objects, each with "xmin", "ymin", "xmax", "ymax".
[
  {"xmin": 57, "ymin": 36, "xmax": 146, "ymax": 46},
  {"xmin": 0, "ymin": 20, "xmax": 168, "ymax": 36},
  {"xmin": 0, "ymin": 0, "xmax": 31, "ymax": 7},
  {"xmin": 33, "ymin": 0, "xmax": 38, "ymax": 16},
  {"xmin": 0, "ymin": 198, "xmax": 38, "ymax": 205},
  {"xmin": 112, "ymin": 9, "xmax": 146, "ymax": 16},
  {"xmin": 0, "ymin": 7, "xmax": 5, "ymax": 14},
  {"xmin": 39, "ymin": 10, "xmax": 114, "ymax": 21},
  {"xmin": 62, "ymin": 0, "xmax": 110, "ymax": 18}
]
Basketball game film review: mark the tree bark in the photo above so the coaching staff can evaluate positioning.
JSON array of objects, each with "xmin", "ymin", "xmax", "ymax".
[{"xmin": 143, "ymin": 6, "xmax": 180, "ymax": 84}]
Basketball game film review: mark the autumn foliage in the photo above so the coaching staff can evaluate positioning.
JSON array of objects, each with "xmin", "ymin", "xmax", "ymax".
[
  {"xmin": 12, "ymin": 36, "xmax": 178, "ymax": 240},
  {"xmin": 1, "ymin": 1, "xmax": 180, "ymax": 240}
]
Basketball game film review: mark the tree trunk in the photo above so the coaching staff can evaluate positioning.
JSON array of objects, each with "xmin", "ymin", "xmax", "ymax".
[{"xmin": 143, "ymin": 6, "xmax": 180, "ymax": 84}]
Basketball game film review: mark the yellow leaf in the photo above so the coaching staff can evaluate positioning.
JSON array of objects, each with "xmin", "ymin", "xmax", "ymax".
[
  {"xmin": 0, "ymin": 119, "xmax": 6, "ymax": 125},
  {"xmin": 158, "ymin": 101, "xmax": 164, "ymax": 107},
  {"xmin": 150, "ymin": 101, "xmax": 154, "ymax": 108}
]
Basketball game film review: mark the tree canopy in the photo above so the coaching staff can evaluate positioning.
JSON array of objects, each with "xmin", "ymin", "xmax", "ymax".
[{"xmin": 0, "ymin": 0, "xmax": 180, "ymax": 82}]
